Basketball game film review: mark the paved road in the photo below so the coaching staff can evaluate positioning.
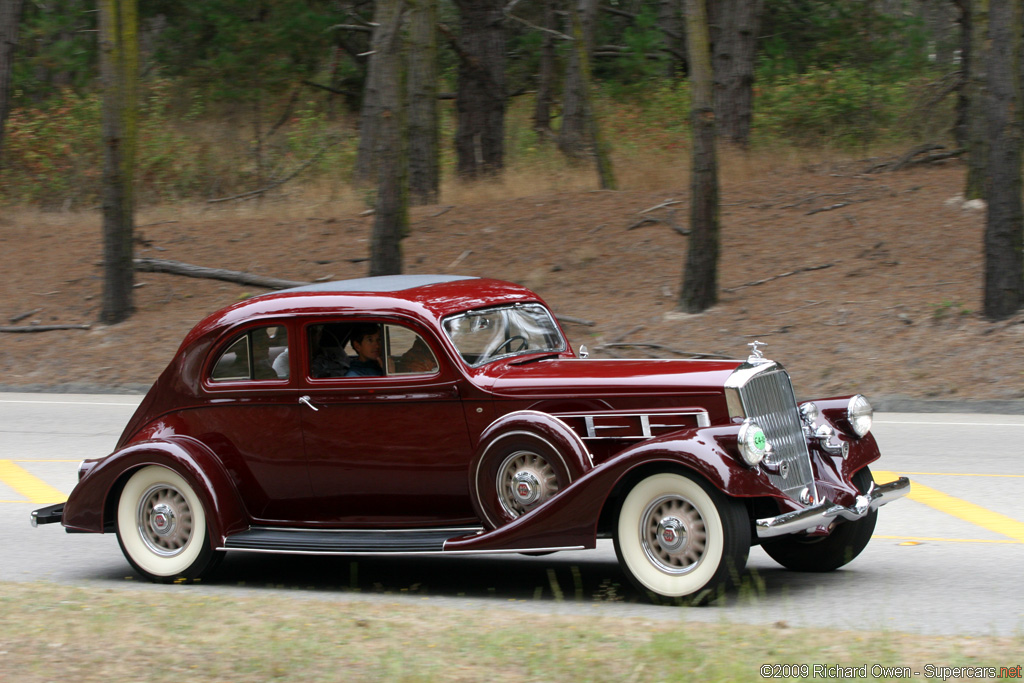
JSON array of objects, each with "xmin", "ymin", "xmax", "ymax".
[{"xmin": 2, "ymin": 393, "xmax": 1023, "ymax": 636}]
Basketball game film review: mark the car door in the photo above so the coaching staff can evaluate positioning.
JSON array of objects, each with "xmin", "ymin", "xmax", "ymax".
[
  {"xmin": 297, "ymin": 320, "xmax": 477, "ymax": 525},
  {"xmin": 196, "ymin": 322, "xmax": 316, "ymax": 522}
]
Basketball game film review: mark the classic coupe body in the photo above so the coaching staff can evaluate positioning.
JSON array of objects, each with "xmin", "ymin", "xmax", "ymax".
[{"xmin": 33, "ymin": 275, "xmax": 909, "ymax": 599}]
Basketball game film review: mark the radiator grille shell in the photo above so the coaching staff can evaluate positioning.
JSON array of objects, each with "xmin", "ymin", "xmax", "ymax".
[{"xmin": 727, "ymin": 362, "xmax": 816, "ymax": 502}]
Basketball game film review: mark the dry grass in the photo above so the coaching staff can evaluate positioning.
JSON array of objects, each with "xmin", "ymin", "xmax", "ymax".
[{"xmin": 1, "ymin": 582, "xmax": 1020, "ymax": 682}]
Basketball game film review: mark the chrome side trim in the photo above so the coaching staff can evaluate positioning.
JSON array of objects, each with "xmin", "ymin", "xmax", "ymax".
[
  {"xmin": 755, "ymin": 476, "xmax": 911, "ymax": 539},
  {"xmin": 560, "ymin": 410, "xmax": 712, "ymax": 440}
]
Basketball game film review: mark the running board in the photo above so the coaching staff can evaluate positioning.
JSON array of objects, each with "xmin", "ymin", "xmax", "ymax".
[{"xmin": 221, "ymin": 526, "xmax": 482, "ymax": 555}]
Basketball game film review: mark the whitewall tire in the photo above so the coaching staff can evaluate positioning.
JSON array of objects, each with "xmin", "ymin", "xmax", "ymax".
[
  {"xmin": 614, "ymin": 472, "xmax": 750, "ymax": 599},
  {"xmin": 116, "ymin": 465, "xmax": 220, "ymax": 582}
]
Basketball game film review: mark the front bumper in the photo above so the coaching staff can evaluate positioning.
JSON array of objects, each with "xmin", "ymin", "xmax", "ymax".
[
  {"xmin": 755, "ymin": 476, "xmax": 910, "ymax": 539},
  {"xmin": 30, "ymin": 503, "xmax": 65, "ymax": 528}
]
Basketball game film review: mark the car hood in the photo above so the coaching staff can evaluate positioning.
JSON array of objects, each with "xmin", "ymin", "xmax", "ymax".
[{"xmin": 484, "ymin": 358, "xmax": 743, "ymax": 398}]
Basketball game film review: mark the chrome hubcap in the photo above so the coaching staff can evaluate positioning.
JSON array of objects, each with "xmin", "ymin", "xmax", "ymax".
[
  {"xmin": 511, "ymin": 471, "xmax": 542, "ymax": 506},
  {"xmin": 137, "ymin": 484, "xmax": 193, "ymax": 557},
  {"xmin": 496, "ymin": 450, "xmax": 559, "ymax": 518},
  {"xmin": 640, "ymin": 495, "xmax": 707, "ymax": 575},
  {"xmin": 656, "ymin": 516, "xmax": 686, "ymax": 553}
]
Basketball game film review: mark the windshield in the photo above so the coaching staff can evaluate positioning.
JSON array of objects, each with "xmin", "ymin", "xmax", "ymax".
[{"xmin": 443, "ymin": 303, "xmax": 566, "ymax": 366}]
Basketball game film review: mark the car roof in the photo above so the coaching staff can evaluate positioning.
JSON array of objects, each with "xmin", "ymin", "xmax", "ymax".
[
  {"xmin": 278, "ymin": 274, "xmax": 477, "ymax": 294},
  {"xmin": 180, "ymin": 275, "xmax": 545, "ymax": 347}
]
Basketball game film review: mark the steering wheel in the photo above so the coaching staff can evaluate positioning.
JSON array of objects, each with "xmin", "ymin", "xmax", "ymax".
[{"xmin": 490, "ymin": 335, "xmax": 528, "ymax": 356}]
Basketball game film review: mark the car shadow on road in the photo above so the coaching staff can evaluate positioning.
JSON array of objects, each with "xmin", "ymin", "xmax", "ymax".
[{"xmin": 88, "ymin": 549, "xmax": 852, "ymax": 608}]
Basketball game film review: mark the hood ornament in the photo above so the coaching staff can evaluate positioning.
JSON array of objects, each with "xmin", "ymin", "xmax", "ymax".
[{"xmin": 747, "ymin": 340, "xmax": 769, "ymax": 364}]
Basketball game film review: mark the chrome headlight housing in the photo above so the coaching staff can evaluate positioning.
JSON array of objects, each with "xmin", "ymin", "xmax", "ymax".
[
  {"xmin": 737, "ymin": 419, "xmax": 768, "ymax": 467},
  {"xmin": 847, "ymin": 394, "xmax": 873, "ymax": 438}
]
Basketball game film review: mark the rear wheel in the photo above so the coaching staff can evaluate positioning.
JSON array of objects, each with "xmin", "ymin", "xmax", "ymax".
[
  {"xmin": 614, "ymin": 472, "xmax": 750, "ymax": 600},
  {"xmin": 761, "ymin": 466, "xmax": 877, "ymax": 572},
  {"xmin": 473, "ymin": 433, "xmax": 573, "ymax": 528},
  {"xmin": 116, "ymin": 465, "xmax": 222, "ymax": 582}
]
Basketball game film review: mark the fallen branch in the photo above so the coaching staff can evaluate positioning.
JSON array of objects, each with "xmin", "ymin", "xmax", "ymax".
[
  {"xmin": 207, "ymin": 143, "xmax": 332, "ymax": 203},
  {"xmin": 806, "ymin": 202, "xmax": 849, "ymax": 215},
  {"xmin": 9, "ymin": 308, "xmax": 42, "ymax": 324},
  {"xmin": 864, "ymin": 143, "xmax": 959, "ymax": 173},
  {"xmin": 1, "ymin": 324, "xmax": 91, "ymax": 333},
  {"xmin": 627, "ymin": 215, "xmax": 689, "ymax": 236},
  {"xmin": 639, "ymin": 199, "xmax": 682, "ymax": 214},
  {"xmin": 597, "ymin": 342, "xmax": 732, "ymax": 359},
  {"xmin": 722, "ymin": 263, "xmax": 834, "ymax": 293},
  {"xmin": 609, "ymin": 324, "xmax": 644, "ymax": 343},
  {"xmin": 134, "ymin": 258, "xmax": 311, "ymax": 290},
  {"xmin": 555, "ymin": 314, "xmax": 596, "ymax": 326},
  {"xmin": 446, "ymin": 249, "xmax": 472, "ymax": 271}
]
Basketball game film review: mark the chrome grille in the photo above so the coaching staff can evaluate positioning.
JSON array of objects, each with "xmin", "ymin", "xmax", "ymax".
[{"xmin": 736, "ymin": 366, "xmax": 816, "ymax": 502}]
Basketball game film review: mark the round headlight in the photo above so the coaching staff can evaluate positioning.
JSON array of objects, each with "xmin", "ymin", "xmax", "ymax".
[
  {"xmin": 738, "ymin": 419, "xmax": 768, "ymax": 467},
  {"xmin": 847, "ymin": 394, "xmax": 873, "ymax": 438}
]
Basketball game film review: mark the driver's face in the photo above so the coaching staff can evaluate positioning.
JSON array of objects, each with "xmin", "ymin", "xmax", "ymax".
[{"xmin": 353, "ymin": 332, "xmax": 381, "ymax": 362}]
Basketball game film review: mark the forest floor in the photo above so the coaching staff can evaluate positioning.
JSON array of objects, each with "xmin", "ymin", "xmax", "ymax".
[{"xmin": 2, "ymin": 153, "xmax": 1023, "ymax": 407}]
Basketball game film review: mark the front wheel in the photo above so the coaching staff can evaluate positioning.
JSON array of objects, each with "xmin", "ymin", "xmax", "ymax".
[
  {"xmin": 116, "ymin": 465, "xmax": 222, "ymax": 582},
  {"xmin": 614, "ymin": 472, "xmax": 750, "ymax": 600},
  {"xmin": 761, "ymin": 466, "xmax": 877, "ymax": 572}
]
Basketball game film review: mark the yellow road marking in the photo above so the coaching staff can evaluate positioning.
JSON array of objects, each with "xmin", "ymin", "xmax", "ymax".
[
  {"xmin": 0, "ymin": 460, "xmax": 67, "ymax": 504},
  {"xmin": 873, "ymin": 535, "xmax": 1022, "ymax": 545},
  {"xmin": 880, "ymin": 471, "xmax": 1024, "ymax": 479},
  {"xmin": 875, "ymin": 470, "xmax": 1024, "ymax": 543}
]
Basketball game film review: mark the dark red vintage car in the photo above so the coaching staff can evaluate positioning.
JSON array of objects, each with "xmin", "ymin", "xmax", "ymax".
[{"xmin": 32, "ymin": 275, "xmax": 909, "ymax": 599}]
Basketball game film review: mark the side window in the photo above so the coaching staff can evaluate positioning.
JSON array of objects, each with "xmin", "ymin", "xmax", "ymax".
[
  {"xmin": 385, "ymin": 325, "xmax": 439, "ymax": 376},
  {"xmin": 211, "ymin": 325, "xmax": 289, "ymax": 382}
]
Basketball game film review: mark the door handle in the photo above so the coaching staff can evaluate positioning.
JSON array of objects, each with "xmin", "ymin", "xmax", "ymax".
[{"xmin": 299, "ymin": 395, "xmax": 319, "ymax": 412}]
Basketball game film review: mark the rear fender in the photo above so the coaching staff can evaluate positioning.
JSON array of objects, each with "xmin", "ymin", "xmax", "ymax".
[{"xmin": 62, "ymin": 437, "xmax": 248, "ymax": 545}]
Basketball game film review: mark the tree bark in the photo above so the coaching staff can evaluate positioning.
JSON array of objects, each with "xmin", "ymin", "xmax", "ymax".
[
  {"xmin": 953, "ymin": 0, "xmax": 970, "ymax": 149},
  {"xmin": 370, "ymin": 0, "xmax": 408, "ymax": 276},
  {"xmin": 354, "ymin": 0, "xmax": 406, "ymax": 184},
  {"xmin": 532, "ymin": 0, "xmax": 556, "ymax": 133},
  {"xmin": 0, "ymin": 0, "xmax": 24, "ymax": 165},
  {"xmin": 708, "ymin": 0, "xmax": 763, "ymax": 148},
  {"xmin": 453, "ymin": 0, "xmax": 506, "ymax": 178},
  {"xmin": 99, "ymin": 0, "xmax": 139, "ymax": 325},
  {"xmin": 557, "ymin": 0, "xmax": 596, "ymax": 159},
  {"xmin": 983, "ymin": 0, "xmax": 1023, "ymax": 319},
  {"xmin": 657, "ymin": 0, "xmax": 684, "ymax": 77},
  {"xmin": 679, "ymin": 0, "xmax": 719, "ymax": 314},
  {"xmin": 964, "ymin": 0, "xmax": 988, "ymax": 199},
  {"xmin": 406, "ymin": 0, "xmax": 439, "ymax": 205}
]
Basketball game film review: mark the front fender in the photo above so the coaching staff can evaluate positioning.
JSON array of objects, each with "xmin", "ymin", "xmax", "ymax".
[
  {"xmin": 447, "ymin": 426, "xmax": 778, "ymax": 552},
  {"xmin": 62, "ymin": 437, "xmax": 249, "ymax": 545}
]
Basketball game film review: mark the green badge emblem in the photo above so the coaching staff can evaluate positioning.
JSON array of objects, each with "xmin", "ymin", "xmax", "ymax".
[{"xmin": 753, "ymin": 430, "xmax": 767, "ymax": 451}]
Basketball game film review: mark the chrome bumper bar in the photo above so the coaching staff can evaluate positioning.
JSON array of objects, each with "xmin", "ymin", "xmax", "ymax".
[{"xmin": 755, "ymin": 477, "xmax": 911, "ymax": 539}]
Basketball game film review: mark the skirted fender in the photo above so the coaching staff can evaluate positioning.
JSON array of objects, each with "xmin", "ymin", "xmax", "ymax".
[
  {"xmin": 468, "ymin": 410, "xmax": 594, "ymax": 528},
  {"xmin": 447, "ymin": 425, "xmax": 785, "ymax": 553},
  {"xmin": 62, "ymin": 436, "xmax": 249, "ymax": 545}
]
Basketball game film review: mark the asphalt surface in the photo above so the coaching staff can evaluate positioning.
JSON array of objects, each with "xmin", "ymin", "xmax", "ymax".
[{"xmin": 2, "ymin": 392, "xmax": 1023, "ymax": 636}]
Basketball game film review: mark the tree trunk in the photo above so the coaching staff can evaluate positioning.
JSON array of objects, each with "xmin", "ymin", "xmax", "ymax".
[
  {"xmin": 679, "ymin": 0, "xmax": 718, "ymax": 314},
  {"xmin": 532, "ymin": 0, "xmax": 556, "ymax": 133},
  {"xmin": 964, "ymin": 0, "xmax": 988, "ymax": 199},
  {"xmin": 657, "ymin": 0, "xmax": 684, "ymax": 77},
  {"xmin": 557, "ymin": 0, "xmax": 596, "ymax": 159},
  {"xmin": 354, "ymin": 0, "xmax": 406, "ymax": 184},
  {"xmin": 99, "ymin": 0, "xmax": 139, "ymax": 325},
  {"xmin": 709, "ymin": 0, "xmax": 763, "ymax": 148},
  {"xmin": 953, "ymin": 0, "xmax": 969, "ymax": 149},
  {"xmin": 406, "ymin": 0, "xmax": 439, "ymax": 205},
  {"xmin": 983, "ymin": 0, "xmax": 1023, "ymax": 319},
  {"xmin": 570, "ymin": 6, "xmax": 615, "ymax": 190},
  {"xmin": 454, "ymin": 0, "xmax": 506, "ymax": 178},
  {"xmin": 369, "ymin": 0, "xmax": 408, "ymax": 276},
  {"xmin": 0, "ymin": 0, "xmax": 24, "ymax": 165}
]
